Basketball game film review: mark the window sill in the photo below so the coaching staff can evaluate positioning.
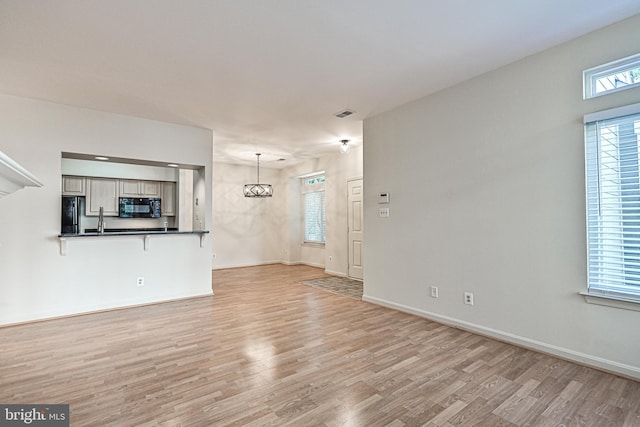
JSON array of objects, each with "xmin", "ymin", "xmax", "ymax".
[
  {"xmin": 302, "ymin": 241, "xmax": 325, "ymax": 248},
  {"xmin": 579, "ymin": 291, "xmax": 640, "ymax": 312}
]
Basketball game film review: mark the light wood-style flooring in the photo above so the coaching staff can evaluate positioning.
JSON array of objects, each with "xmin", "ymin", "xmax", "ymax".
[{"xmin": 1, "ymin": 264, "xmax": 640, "ymax": 426}]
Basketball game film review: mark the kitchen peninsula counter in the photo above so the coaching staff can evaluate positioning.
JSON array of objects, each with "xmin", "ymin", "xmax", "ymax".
[{"xmin": 57, "ymin": 229, "xmax": 209, "ymax": 255}]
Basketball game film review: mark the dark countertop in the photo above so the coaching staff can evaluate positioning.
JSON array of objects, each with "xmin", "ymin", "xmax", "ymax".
[
  {"xmin": 84, "ymin": 227, "xmax": 179, "ymax": 233},
  {"xmin": 59, "ymin": 229, "xmax": 209, "ymax": 238}
]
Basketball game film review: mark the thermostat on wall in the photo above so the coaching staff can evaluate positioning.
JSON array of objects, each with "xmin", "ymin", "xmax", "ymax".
[{"xmin": 378, "ymin": 193, "xmax": 390, "ymax": 204}]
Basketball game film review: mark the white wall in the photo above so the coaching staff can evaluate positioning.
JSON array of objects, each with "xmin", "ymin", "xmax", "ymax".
[
  {"xmin": 0, "ymin": 94, "xmax": 213, "ymax": 325},
  {"xmin": 363, "ymin": 15, "xmax": 640, "ymax": 379},
  {"xmin": 212, "ymin": 145, "xmax": 363, "ymax": 276},
  {"xmin": 212, "ymin": 162, "xmax": 286, "ymax": 269}
]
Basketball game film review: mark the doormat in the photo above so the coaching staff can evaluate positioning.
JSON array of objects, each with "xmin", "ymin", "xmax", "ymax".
[{"xmin": 301, "ymin": 276, "xmax": 363, "ymax": 300}]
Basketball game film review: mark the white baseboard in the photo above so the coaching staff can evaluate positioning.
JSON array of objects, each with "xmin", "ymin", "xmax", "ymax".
[
  {"xmin": 324, "ymin": 269, "xmax": 347, "ymax": 277},
  {"xmin": 213, "ymin": 260, "xmax": 329, "ymax": 270},
  {"xmin": 1, "ymin": 291, "xmax": 213, "ymax": 328},
  {"xmin": 296, "ymin": 261, "xmax": 324, "ymax": 269},
  {"xmin": 362, "ymin": 294, "xmax": 640, "ymax": 381},
  {"xmin": 212, "ymin": 260, "xmax": 283, "ymax": 270},
  {"xmin": 213, "ymin": 261, "xmax": 348, "ymax": 277}
]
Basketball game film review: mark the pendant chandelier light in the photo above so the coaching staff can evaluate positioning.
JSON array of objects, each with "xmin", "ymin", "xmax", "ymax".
[
  {"xmin": 243, "ymin": 153, "xmax": 273, "ymax": 197},
  {"xmin": 339, "ymin": 139, "xmax": 351, "ymax": 154}
]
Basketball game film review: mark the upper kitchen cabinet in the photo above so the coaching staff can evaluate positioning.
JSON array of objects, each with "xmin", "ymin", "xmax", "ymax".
[
  {"xmin": 120, "ymin": 179, "xmax": 161, "ymax": 197},
  {"xmin": 162, "ymin": 182, "xmax": 176, "ymax": 216},
  {"xmin": 62, "ymin": 176, "xmax": 85, "ymax": 196},
  {"xmin": 86, "ymin": 177, "xmax": 119, "ymax": 216}
]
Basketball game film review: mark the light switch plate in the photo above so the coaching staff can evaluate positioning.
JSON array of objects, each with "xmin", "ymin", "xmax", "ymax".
[{"xmin": 379, "ymin": 207, "xmax": 390, "ymax": 217}]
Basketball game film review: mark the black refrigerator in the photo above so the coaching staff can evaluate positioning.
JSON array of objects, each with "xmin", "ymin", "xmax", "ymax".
[{"xmin": 61, "ymin": 196, "xmax": 85, "ymax": 234}]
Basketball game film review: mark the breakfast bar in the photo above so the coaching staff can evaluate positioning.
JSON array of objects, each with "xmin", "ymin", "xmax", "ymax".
[{"xmin": 57, "ymin": 229, "xmax": 209, "ymax": 255}]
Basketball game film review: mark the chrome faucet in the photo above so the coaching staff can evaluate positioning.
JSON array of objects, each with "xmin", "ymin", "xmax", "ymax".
[{"xmin": 97, "ymin": 206, "xmax": 105, "ymax": 234}]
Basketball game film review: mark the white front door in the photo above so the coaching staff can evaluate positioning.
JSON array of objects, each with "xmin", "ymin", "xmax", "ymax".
[{"xmin": 347, "ymin": 179, "xmax": 364, "ymax": 280}]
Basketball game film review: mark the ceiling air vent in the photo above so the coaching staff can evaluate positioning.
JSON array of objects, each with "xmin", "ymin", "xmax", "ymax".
[{"xmin": 334, "ymin": 109, "xmax": 355, "ymax": 118}]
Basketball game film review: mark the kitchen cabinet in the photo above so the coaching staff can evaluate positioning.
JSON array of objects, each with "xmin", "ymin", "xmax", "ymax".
[
  {"xmin": 86, "ymin": 178, "xmax": 119, "ymax": 216},
  {"xmin": 120, "ymin": 179, "xmax": 161, "ymax": 197},
  {"xmin": 141, "ymin": 181, "xmax": 161, "ymax": 197},
  {"xmin": 68, "ymin": 176, "xmax": 174, "ymax": 217},
  {"xmin": 62, "ymin": 176, "xmax": 85, "ymax": 196},
  {"xmin": 161, "ymin": 182, "xmax": 176, "ymax": 216}
]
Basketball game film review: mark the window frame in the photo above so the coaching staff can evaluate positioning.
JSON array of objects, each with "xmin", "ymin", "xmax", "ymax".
[
  {"xmin": 583, "ymin": 52, "xmax": 640, "ymax": 99},
  {"xmin": 301, "ymin": 173, "xmax": 326, "ymax": 245}
]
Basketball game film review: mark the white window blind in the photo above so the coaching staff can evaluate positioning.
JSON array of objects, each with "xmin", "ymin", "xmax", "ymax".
[
  {"xmin": 585, "ymin": 110, "xmax": 640, "ymax": 301},
  {"xmin": 303, "ymin": 191, "xmax": 325, "ymax": 243},
  {"xmin": 301, "ymin": 173, "xmax": 325, "ymax": 244}
]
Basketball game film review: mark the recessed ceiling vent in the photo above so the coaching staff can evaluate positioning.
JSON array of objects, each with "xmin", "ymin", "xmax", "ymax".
[{"xmin": 334, "ymin": 109, "xmax": 355, "ymax": 118}]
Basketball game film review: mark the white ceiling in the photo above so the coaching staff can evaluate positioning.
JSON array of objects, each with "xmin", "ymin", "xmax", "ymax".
[{"xmin": 1, "ymin": 1, "xmax": 639, "ymax": 168}]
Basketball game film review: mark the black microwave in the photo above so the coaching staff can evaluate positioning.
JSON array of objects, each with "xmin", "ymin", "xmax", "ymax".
[{"xmin": 119, "ymin": 197, "xmax": 161, "ymax": 218}]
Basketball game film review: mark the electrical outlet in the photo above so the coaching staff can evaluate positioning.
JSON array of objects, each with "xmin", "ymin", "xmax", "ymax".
[
  {"xmin": 430, "ymin": 286, "xmax": 439, "ymax": 298},
  {"xmin": 464, "ymin": 292, "xmax": 474, "ymax": 306},
  {"xmin": 137, "ymin": 277, "xmax": 145, "ymax": 287}
]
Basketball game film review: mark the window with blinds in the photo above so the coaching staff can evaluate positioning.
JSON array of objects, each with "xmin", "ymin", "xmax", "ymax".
[
  {"xmin": 302, "ymin": 174, "xmax": 325, "ymax": 244},
  {"xmin": 304, "ymin": 191, "xmax": 325, "ymax": 243},
  {"xmin": 585, "ymin": 106, "xmax": 640, "ymax": 301}
]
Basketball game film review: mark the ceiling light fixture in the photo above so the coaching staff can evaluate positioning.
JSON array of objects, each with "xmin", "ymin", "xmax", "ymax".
[
  {"xmin": 339, "ymin": 139, "xmax": 351, "ymax": 154},
  {"xmin": 244, "ymin": 153, "xmax": 273, "ymax": 198}
]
